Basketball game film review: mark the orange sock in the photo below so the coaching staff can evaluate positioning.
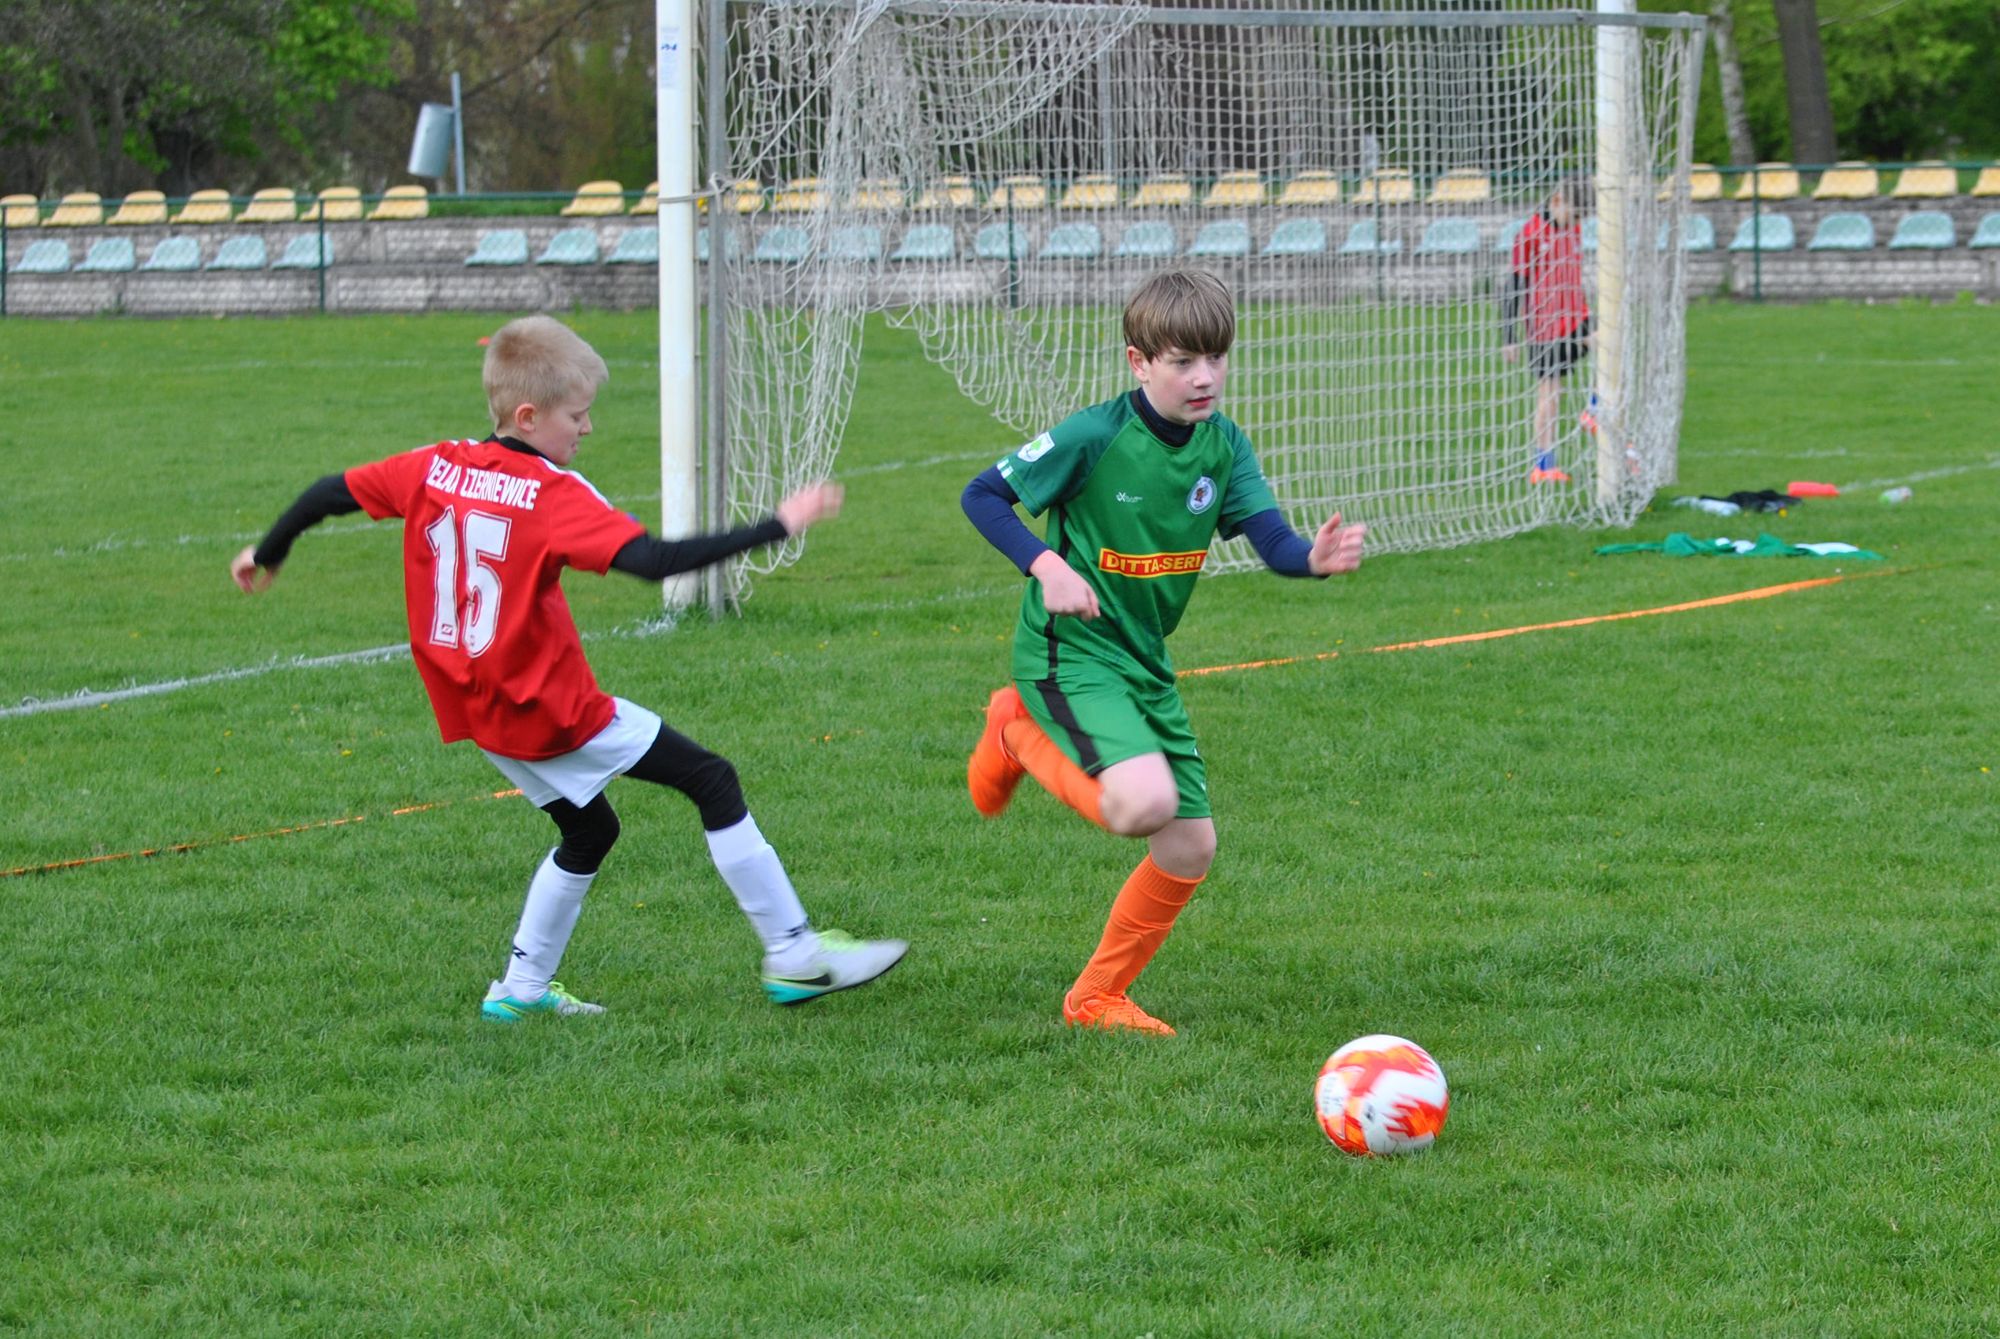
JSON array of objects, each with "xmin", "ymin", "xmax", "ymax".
[
  {"xmin": 1001, "ymin": 716, "xmax": 1105, "ymax": 829},
  {"xmin": 1068, "ymin": 855, "xmax": 1204, "ymax": 1003}
]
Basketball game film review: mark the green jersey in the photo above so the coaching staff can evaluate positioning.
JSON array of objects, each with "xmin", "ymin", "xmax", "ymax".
[{"xmin": 1000, "ymin": 391, "xmax": 1278, "ymax": 688}]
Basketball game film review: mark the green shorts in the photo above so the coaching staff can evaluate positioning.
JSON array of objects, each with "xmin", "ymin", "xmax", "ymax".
[{"xmin": 1017, "ymin": 665, "xmax": 1210, "ymax": 819}]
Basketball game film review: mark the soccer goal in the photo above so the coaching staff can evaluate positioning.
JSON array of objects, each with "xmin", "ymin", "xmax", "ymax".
[{"xmin": 658, "ymin": 0, "xmax": 1706, "ymax": 605}]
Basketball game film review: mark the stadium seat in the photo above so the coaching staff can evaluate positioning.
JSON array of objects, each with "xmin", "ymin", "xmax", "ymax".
[
  {"xmin": 1580, "ymin": 217, "xmax": 1598, "ymax": 253},
  {"xmin": 1972, "ymin": 166, "xmax": 2000, "ymax": 198},
  {"xmin": 536, "ymin": 227, "xmax": 601, "ymax": 264},
  {"xmin": 1493, "ymin": 217, "xmax": 1528, "ymax": 254},
  {"xmin": 630, "ymin": 182, "xmax": 660, "ymax": 215},
  {"xmin": 561, "ymin": 180, "xmax": 625, "ymax": 216},
  {"xmin": 1811, "ymin": 162, "xmax": 1879, "ymax": 200},
  {"xmin": 753, "ymin": 225, "xmax": 813, "ymax": 263},
  {"xmin": 1352, "ymin": 169, "xmax": 1415, "ymax": 205},
  {"xmin": 1807, "ymin": 213, "xmax": 1875, "ymax": 251},
  {"xmin": 1129, "ymin": 175, "xmax": 1193, "ymax": 209},
  {"xmin": 890, "ymin": 223, "xmax": 954, "ymax": 261},
  {"xmin": 77, "ymin": 237, "xmax": 136, "ymax": 273},
  {"xmin": 1261, "ymin": 218, "xmax": 1327, "ymax": 257},
  {"xmin": 272, "ymin": 234, "xmax": 334, "ymax": 269},
  {"xmin": 1058, "ymin": 174, "xmax": 1118, "ymax": 210},
  {"xmin": 1113, "ymin": 221, "xmax": 1177, "ymax": 259},
  {"xmin": 1338, "ymin": 220, "xmax": 1400, "ymax": 255},
  {"xmin": 172, "ymin": 189, "xmax": 235, "ymax": 225},
  {"xmin": 770, "ymin": 178, "xmax": 826, "ymax": 213},
  {"xmin": 238, "ymin": 188, "xmax": 298, "ymax": 223},
  {"xmin": 2, "ymin": 194, "xmax": 40, "ymax": 227},
  {"xmin": 464, "ymin": 229, "xmax": 529, "ymax": 266},
  {"xmin": 1427, "ymin": 169, "xmax": 1491, "ymax": 205},
  {"xmin": 367, "ymin": 185, "xmax": 429, "ymax": 220},
  {"xmin": 695, "ymin": 226, "xmax": 744, "ymax": 264},
  {"xmin": 723, "ymin": 178, "xmax": 764, "ymax": 214},
  {"xmin": 1675, "ymin": 163, "xmax": 1722, "ymax": 202},
  {"xmin": 1969, "ymin": 213, "xmax": 2000, "ymax": 249},
  {"xmin": 1276, "ymin": 171, "xmax": 1340, "ymax": 207},
  {"xmin": 1038, "ymin": 221, "xmax": 1102, "ymax": 260},
  {"xmin": 1202, "ymin": 171, "xmax": 1265, "ymax": 208},
  {"xmin": 1732, "ymin": 163, "xmax": 1799, "ymax": 201},
  {"xmin": 206, "ymin": 236, "xmax": 267, "ymax": 270},
  {"xmin": 1890, "ymin": 161, "xmax": 1957, "ymax": 199},
  {"xmin": 1887, "ymin": 211, "xmax": 1954, "ymax": 250},
  {"xmin": 826, "ymin": 224, "xmax": 884, "ymax": 262},
  {"xmin": 911, "ymin": 176, "xmax": 976, "ymax": 209},
  {"xmin": 1683, "ymin": 214, "xmax": 1715, "ymax": 252},
  {"xmin": 847, "ymin": 178, "xmax": 903, "ymax": 211},
  {"xmin": 140, "ymin": 237, "xmax": 201, "ymax": 271},
  {"xmin": 106, "ymin": 191, "xmax": 168, "ymax": 226},
  {"xmin": 300, "ymin": 187, "xmax": 363, "ymax": 222},
  {"xmin": 987, "ymin": 176, "xmax": 1048, "ymax": 210},
  {"xmin": 1185, "ymin": 219, "xmax": 1250, "ymax": 257},
  {"xmin": 11, "ymin": 239, "xmax": 69, "ymax": 274},
  {"xmin": 1727, "ymin": 213, "xmax": 1795, "ymax": 252},
  {"xmin": 973, "ymin": 221, "xmax": 1031, "ymax": 260},
  {"xmin": 46, "ymin": 192, "xmax": 104, "ymax": 227},
  {"xmin": 1415, "ymin": 218, "xmax": 1480, "ymax": 255},
  {"xmin": 606, "ymin": 227, "xmax": 659, "ymax": 264}
]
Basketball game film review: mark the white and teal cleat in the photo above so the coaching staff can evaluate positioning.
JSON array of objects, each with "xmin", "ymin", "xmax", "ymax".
[
  {"xmin": 481, "ymin": 980, "xmax": 606, "ymax": 1023},
  {"xmin": 762, "ymin": 930, "xmax": 908, "ymax": 1006}
]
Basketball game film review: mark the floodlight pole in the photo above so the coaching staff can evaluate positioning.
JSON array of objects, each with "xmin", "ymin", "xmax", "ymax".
[
  {"xmin": 450, "ymin": 72, "xmax": 467, "ymax": 194},
  {"xmin": 658, "ymin": 0, "xmax": 701, "ymax": 610},
  {"xmin": 1593, "ymin": 0, "xmax": 1633, "ymax": 509}
]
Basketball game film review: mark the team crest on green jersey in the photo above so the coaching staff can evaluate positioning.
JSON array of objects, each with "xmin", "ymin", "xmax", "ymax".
[{"xmin": 1187, "ymin": 475, "xmax": 1217, "ymax": 514}]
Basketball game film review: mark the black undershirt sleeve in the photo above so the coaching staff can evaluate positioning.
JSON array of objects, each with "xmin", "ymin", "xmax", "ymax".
[
  {"xmin": 608, "ymin": 517, "xmax": 790, "ymax": 581},
  {"xmin": 253, "ymin": 473, "xmax": 362, "ymax": 568}
]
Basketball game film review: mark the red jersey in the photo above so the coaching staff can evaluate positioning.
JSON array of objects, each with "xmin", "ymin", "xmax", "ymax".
[
  {"xmin": 344, "ymin": 438, "xmax": 646, "ymax": 760},
  {"xmin": 1510, "ymin": 212, "xmax": 1589, "ymax": 343}
]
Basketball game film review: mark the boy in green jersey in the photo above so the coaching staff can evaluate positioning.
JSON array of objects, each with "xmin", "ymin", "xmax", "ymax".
[{"xmin": 961, "ymin": 268, "xmax": 1367, "ymax": 1036}]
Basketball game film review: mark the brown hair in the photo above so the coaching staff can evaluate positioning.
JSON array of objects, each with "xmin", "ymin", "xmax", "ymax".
[
  {"xmin": 1123, "ymin": 267, "xmax": 1235, "ymax": 359},
  {"xmin": 482, "ymin": 315, "xmax": 610, "ymax": 428}
]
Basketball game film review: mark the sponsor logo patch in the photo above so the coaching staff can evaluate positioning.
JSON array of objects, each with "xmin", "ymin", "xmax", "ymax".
[
  {"xmin": 1187, "ymin": 475, "xmax": 1217, "ymax": 514},
  {"xmin": 1098, "ymin": 547, "xmax": 1207, "ymax": 579},
  {"xmin": 1016, "ymin": 432, "xmax": 1055, "ymax": 463}
]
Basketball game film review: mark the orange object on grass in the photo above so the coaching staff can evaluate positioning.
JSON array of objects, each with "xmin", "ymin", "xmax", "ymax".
[{"xmin": 1787, "ymin": 481, "xmax": 1839, "ymax": 497}]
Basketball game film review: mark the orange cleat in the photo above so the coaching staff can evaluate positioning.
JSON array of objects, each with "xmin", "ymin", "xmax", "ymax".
[
  {"xmin": 967, "ymin": 685, "xmax": 1030, "ymax": 817},
  {"xmin": 1062, "ymin": 989, "xmax": 1177, "ymax": 1037},
  {"xmin": 1529, "ymin": 466, "xmax": 1571, "ymax": 485}
]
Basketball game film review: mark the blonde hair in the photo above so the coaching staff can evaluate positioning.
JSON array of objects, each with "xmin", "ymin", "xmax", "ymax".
[
  {"xmin": 482, "ymin": 315, "xmax": 610, "ymax": 428},
  {"xmin": 1123, "ymin": 267, "xmax": 1235, "ymax": 359}
]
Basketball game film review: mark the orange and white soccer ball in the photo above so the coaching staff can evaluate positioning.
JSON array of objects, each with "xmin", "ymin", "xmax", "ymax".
[{"xmin": 1314, "ymin": 1034, "xmax": 1449, "ymax": 1156}]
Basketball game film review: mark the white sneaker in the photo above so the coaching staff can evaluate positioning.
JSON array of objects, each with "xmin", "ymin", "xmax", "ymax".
[{"xmin": 761, "ymin": 930, "xmax": 908, "ymax": 1005}]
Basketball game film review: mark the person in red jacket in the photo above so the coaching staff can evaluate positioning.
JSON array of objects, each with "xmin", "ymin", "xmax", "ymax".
[{"xmin": 1501, "ymin": 181, "xmax": 1592, "ymax": 484}]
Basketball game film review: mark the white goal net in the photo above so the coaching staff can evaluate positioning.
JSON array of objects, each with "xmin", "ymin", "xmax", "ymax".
[{"xmin": 693, "ymin": 0, "xmax": 1705, "ymax": 591}]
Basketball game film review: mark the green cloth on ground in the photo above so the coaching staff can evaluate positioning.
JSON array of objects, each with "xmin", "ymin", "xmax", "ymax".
[{"xmin": 1593, "ymin": 532, "xmax": 1883, "ymax": 560}]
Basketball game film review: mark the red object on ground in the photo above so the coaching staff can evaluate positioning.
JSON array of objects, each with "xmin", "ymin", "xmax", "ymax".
[{"xmin": 1788, "ymin": 481, "xmax": 1839, "ymax": 497}]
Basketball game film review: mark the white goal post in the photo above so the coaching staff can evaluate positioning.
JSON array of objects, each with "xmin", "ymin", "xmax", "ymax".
[{"xmin": 659, "ymin": 0, "xmax": 1706, "ymax": 611}]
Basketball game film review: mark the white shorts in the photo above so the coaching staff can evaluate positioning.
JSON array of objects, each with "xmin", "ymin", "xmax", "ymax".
[{"xmin": 482, "ymin": 697, "xmax": 663, "ymax": 808}]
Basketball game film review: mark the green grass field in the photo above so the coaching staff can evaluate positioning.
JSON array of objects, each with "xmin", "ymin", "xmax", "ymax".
[{"xmin": 2, "ymin": 301, "xmax": 1996, "ymax": 1336}]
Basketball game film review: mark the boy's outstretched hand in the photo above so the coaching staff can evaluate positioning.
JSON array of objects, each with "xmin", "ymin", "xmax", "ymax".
[
  {"xmin": 776, "ymin": 481, "xmax": 844, "ymax": 535},
  {"xmin": 1308, "ymin": 513, "xmax": 1366, "ymax": 576},
  {"xmin": 231, "ymin": 545, "xmax": 277, "ymax": 593}
]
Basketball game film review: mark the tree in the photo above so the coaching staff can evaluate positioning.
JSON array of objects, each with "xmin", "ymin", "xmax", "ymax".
[
  {"xmin": 1770, "ymin": 0, "xmax": 1835, "ymax": 163},
  {"xmin": 1708, "ymin": 0, "xmax": 1757, "ymax": 164}
]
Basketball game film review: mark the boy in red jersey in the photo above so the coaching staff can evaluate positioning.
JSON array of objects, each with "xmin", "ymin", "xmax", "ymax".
[
  {"xmin": 232, "ymin": 315, "xmax": 905, "ymax": 1020},
  {"xmin": 1501, "ymin": 180, "xmax": 1592, "ymax": 484}
]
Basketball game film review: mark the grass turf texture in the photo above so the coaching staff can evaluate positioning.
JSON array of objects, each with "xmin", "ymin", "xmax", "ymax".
[{"xmin": 2, "ymin": 303, "xmax": 1996, "ymax": 1336}]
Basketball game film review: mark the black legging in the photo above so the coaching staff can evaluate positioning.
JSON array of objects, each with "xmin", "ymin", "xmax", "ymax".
[{"xmin": 540, "ymin": 723, "xmax": 747, "ymax": 874}]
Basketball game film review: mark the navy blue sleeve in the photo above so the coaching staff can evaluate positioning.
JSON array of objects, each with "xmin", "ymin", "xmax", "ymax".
[
  {"xmin": 1240, "ymin": 507, "xmax": 1317, "ymax": 578},
  {"xmin": 961, "ymin": 466, "xmax": 1051, "ymax": 575}
]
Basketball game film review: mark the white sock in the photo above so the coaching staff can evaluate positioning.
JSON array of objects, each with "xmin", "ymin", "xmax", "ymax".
[
  {"xmin": 704, "ymin": 814, "xmax": 817, "ymax": 970},
  {"xmin": 501, "ymin": 849, "xmax": 594, "ymax": 1000}
]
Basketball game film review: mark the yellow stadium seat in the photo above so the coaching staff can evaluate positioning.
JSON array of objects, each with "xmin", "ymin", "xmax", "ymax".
[
  {"xmin": 366, "ymin": 184, "xmax": 430, "ymax": 221},
  {"xmin": 770, "ymin": 178, "xmax": 826, "ymax": 213},
  {"xmin": 1972, "ymin": 165, "xmax": 2000, "ymax": 198},
  {"xmin": 1428, "ymin": 169, "xmax": 1491, "ymax": 205},
  {"xmin": 238, "ymin": 187, "xmax": 298, "ymax": 223},
  {"xmin": 847, "ymin": 178, "xmax": 904, "ymax": 210},
  {"xmin": 300, "ymin": 186, "xmax": 363, "ymax": 222},
  {"xmin": 630, "ymin": 181, "xmax": 660, "ymax": 215},
  {"xmin": 987, "ymin": 176, "xmax": 1048, "ymax": 210},
  {"xmin": 1129, "ymin": 174, "xmax": 1193, "ymax": 208},
  {"xmin": 561, "ymin": 180, "xmax": 625, "ymax": 216},
  {"xmin": 1352, "ymin": 168, "xmax": 1415, "ymax": 205},
  {"xmin": 1058, "ymin": 174, "xmax": 1118, "ymax": 210},
  {"xmin": 172, "ymin": 189, "xmax": 235, "ymax": 224},
  {"xmin": 1276, "ymin": 171, "xmax": 1341, "ymax": 207},
  {"xmin": 46, "ymin": 192, "xmax": 105, "ymax": 226},
  {"xmin": 1202, "ymin": 171, "xmax": 1265, "ymax": 208},
  {"xmin": 1, "ymin": 194, "xmax": 39, "ymax": 227},
  {"xmin": 723, "ymin": 178, "xmax": 764, "ymax": 214},
  {"xmin": 1811, "ymin": 161, "xmax": 1879, "ymax": 200},
  {"xmin": 1890, "ymin": 160, "xmax": 1957, "ymax": 199},
  {"xmin": 1659, "ymin": 163, "xmax": 1723, "ymax": 202},
  {"xmin": 911, "ymin": 176, "xmax": 976, "ymax": 210},
  {"xmin": 1732, "ymin": 162, "xmax": 1799, "ymax": 201},
  {"xmin": 106, "ymin": 190, "xmax": 168, "ymax": 226}
]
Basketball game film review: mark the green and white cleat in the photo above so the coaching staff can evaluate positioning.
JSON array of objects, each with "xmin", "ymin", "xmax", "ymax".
[
  {"xmin": 481, "ymin": 979, "xmax": 606, "ymax": 1023},
  {"xmin": 761, "ymin": 930, "xmax": 908, "ymax": 1006}
]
